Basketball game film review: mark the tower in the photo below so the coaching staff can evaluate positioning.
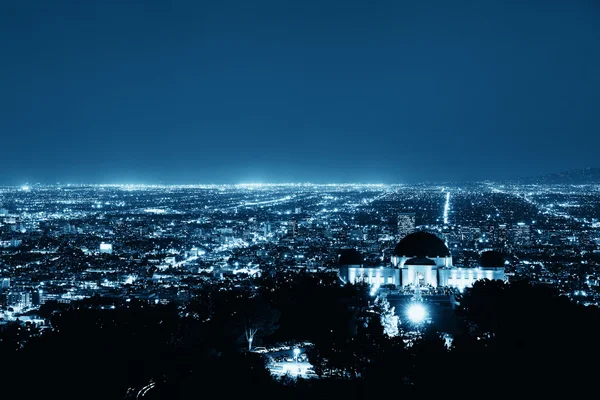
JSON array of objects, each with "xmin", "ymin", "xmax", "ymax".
[
  {"xmin": 397, "ymin": 212, "xmax": 415, "ymax": 239},
  {"xmin": 288, "ymin": 219, "xmax": 297, "ymax": 237}
]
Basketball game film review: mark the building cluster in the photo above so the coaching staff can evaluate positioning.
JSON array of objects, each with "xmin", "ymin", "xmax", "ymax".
[{"xmin": 0, "ymin": 182, "xmax": 599, "ymax": 326}]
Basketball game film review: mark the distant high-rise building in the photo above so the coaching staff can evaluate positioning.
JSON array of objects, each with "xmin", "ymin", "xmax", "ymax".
[
  {"xmin": 397, "ymin": 212, "xmax": 415, "ymax": 239},
  {"xmin": 33, "ymin": 289, "xmax": 42, "ymax": 306},
  {"xmin": 263, "ymin": 223, "xmax": 272, "ymax": 237},
  {"xmin": 288, "ymin": 220, "xmax": 297, "ymax": 236},
  {"xmin": 497, "ymin": 224, "xmax": 508, "ymax": 245},
  {"xmin": 1, "ymin": 277, "xmax": 10, "ymax": 289},
  {"xmin": 511, "ymin": 223, "xmax": 531, "ymax": 246},
  {"xmin": 485, "ymin": 224, "xmax": 495, "ymax": 243},
  {"xmin": 63, "ymin": 223, "xmax": 77, "ymax": 235},
  {"xmin": 578, "ymin": 231, "xmax": 593, "ymax": 247},
  {"xmin": 6, "ymin": 291, "xmax": 31, "ymax": 310}
]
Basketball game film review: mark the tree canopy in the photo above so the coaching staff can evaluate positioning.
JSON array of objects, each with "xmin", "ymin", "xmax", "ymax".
[{"xmin": 2, "ymin": 276, "xmax": 599, "ymax": 399}]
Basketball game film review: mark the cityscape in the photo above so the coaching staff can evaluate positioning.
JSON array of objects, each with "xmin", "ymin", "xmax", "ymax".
[
  {"xmin": 1, "ymin": 176, "xmax": 600, "ymax": 397},
  {"xmin": 3, "ymin": 0, "xmax": 600, "ymax": 399}
]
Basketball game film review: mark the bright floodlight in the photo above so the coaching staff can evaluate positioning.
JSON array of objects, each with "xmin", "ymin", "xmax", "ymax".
[
  {"xmin": 293, "ymin": 348, "xmax": 300, "ymax": 356},
  {"xmin": 407, "ymin": 303, "xmax": 427, "ymax": 324}
]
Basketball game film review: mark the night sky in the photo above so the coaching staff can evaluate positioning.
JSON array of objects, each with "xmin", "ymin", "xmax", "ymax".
[{"xmin": 1, "ymin": 0, "xmax": 599, "ymax": 184}]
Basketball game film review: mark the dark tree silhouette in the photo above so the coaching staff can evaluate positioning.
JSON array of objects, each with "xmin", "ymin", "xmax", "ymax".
[
  {"xmin": 5, "ymin": 276, "xmax": 600, "ymax": 400},
  {"xmin": 453, "ymin": 279, "xmax": 600, "ymax": 396}
]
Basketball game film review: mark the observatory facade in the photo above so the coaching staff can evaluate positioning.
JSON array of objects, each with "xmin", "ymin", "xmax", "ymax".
[{"xmin": 339, "ymin": 231, "xmax": 505, "ymax": 289}]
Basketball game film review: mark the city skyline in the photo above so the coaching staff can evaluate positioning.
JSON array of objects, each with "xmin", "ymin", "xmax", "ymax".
[
  {"xmin": 1, "ymin": 172, "xmax": 599, "ymax": 398},
  {"xmin": 2, "ymin": 0, "xmax": 600, "ymax": 185},
  {"xmin": 8, "ymin": 165, "xmax": 600, "ymax": 187}
]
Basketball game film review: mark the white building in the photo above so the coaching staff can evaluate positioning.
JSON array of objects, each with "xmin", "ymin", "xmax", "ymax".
[
  {"xmin": 339, "ymin": 231, "xmax": 505, "ymax": 289},
  {"xmin": 7, "ymin": 291, "xmax": 32, "ymax": 311},
  {"xmin": 99, "ymin": 242, "xmax": 113, "ymax": 254},
  {"xmin": 338, "ymin": 248, "xmax": 401, "ymax": 286}
]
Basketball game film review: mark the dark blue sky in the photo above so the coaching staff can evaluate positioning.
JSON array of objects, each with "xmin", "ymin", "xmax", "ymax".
[{"xmin": 1, "ymin": 0, "xmax": 599, "ymax": 184}]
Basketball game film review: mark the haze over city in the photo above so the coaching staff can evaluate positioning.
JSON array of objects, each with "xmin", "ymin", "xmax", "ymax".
[{"xmin": 2, "ymin": 0, "xmax": 599, "ymax": 185}]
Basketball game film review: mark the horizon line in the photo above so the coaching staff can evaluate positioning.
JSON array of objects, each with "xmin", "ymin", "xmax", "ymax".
[{"xmin": 3, "ymin": 180, "xmax": 583, "ymax": 190}]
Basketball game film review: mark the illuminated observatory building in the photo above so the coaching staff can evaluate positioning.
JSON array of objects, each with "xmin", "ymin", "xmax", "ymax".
[
  {"xmin": 339, "ymin": 231, "xmax": 505, "ymax": 289},
  {"xmin": 338, "ymin": 248, "xmax": 401, "ymax": 286}
]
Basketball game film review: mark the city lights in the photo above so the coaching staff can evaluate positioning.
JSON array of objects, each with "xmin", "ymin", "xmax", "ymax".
[
  {"xmin": 407, "ymin": 303, "xmax": 427, "ymax": 324},
  {"xmin": 2, "ymin": 0, "xmax": 598, "ymax": 395},
  {"xmin": 0, "ymin": 178, "xmax": 598, "ymax": 389}
]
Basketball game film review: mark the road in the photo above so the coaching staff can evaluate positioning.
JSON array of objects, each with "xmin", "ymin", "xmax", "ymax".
[
  {"xmin": 136, "ymin": 381, "xmax": 156, "ymax": 399},
  {"xmin": 443, "ymin": 190, "xmax": 450, "ymax": 225}
]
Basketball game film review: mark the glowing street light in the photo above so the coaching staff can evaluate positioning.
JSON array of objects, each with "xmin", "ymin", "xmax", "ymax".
[
  {"xmin": 407, "ymin": 303, "xmax": 427, "ymax": 324},
  {"xmin": 293, "ymin": 348, "xmax": 301, "ymax": 375}
]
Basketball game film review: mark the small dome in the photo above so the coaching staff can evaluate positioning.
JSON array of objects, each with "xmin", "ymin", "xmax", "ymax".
[
  {"xmin": 404, "ymin": 257, "xmax": 436, "ymax": 266},
  {"xmin": 393, "ymin": 231, "xmax": 450, "ymax": 258},
  {"xmin": 338, "ymin": 249, "xmax": 363, "ymax": 265}
]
